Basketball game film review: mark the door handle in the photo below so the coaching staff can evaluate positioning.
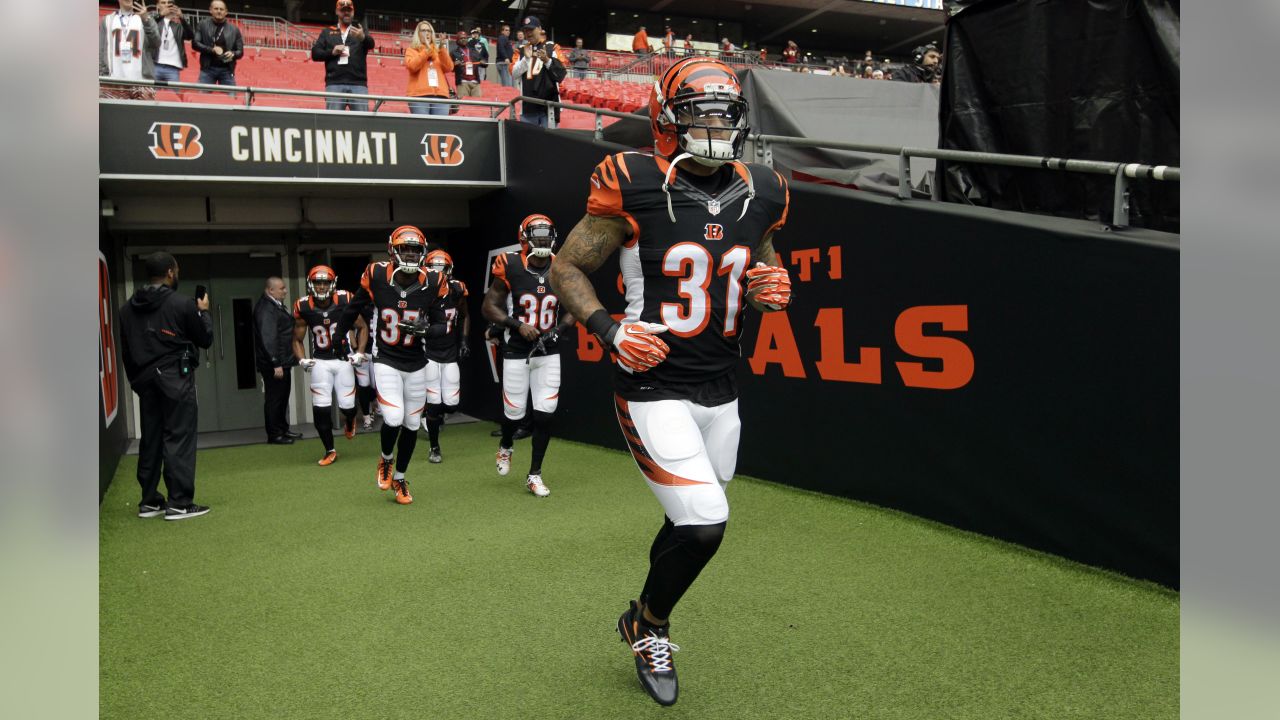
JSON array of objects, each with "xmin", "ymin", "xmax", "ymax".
[{"xmin": 216, "ymin": 304, "xmax": 226, "ymax": 360}]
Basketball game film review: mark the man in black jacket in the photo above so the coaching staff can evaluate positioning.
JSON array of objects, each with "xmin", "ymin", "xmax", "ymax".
[
  {"xmin": 895, "ymin": 43, "xmax": 942, "ymax": 85},
  {"xmin": 511, "ymin": 19, "xmax": 566, "ymax": 127},
  {"xmin": 151, "ymin": 0, "xmax": 194, "ymax": 83},
  {"xmin": 192, "ymin": 0, "xmax": 243, "ymax": 86},
  {"xmin": 118, "ymin": 252, "xmax": 214, "ymax": 521},
  {"xmin": 310, "ymin": 0, "xmax": 376, "ymax": 111},
  {"xmin": 253, "ymin": 277, "xmax": 299, "ymax": 444}
]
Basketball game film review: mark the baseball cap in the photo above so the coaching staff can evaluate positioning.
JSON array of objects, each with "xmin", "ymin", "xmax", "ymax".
[{"xmin": 522, "ymin": 16, "xmax": 541, "ymax": 29}]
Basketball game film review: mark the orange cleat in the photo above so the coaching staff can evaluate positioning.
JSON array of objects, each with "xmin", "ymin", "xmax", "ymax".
[
  {"xmin": 344, "ymin": 423, "xmax": 356, "ymax": 440},
  {"xmin": 318, "ymin": 449, "xmax": 338, "ymax": 466},
  {"xmin": 391, "ymin": 477, "xmax": 413, "ymax": 505},
  {"xmin": 376, "ymin": 457, "xmax": 393, "ymax": 491}
]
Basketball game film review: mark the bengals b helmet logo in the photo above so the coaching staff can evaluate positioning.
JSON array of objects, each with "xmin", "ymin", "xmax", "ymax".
[
  {"xmin": 148, "ymin": 122, "xmax": 204, "ymax": 160},
  {"xmin": 421, "ymin": 134, "xmax": 465, "ymax": 167},
  {"xmin": 704, "ymin": 223, "xmax": 725, "ymax": 241}
]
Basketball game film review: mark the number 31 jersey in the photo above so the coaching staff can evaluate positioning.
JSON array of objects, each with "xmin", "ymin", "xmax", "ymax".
[
  {"xmin": 346, "ymin": 261, "xmax": 448, "ymax": 373},
  {"xmin": 586, "ymin": 151, "xmax": 789, "ymax": 394},
  {"xmin": 294, "ymin": 291, "xmax": 353, "ymax": 360}
]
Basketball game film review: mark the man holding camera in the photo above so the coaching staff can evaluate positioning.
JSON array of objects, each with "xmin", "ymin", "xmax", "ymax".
[
  {"xmin": 511, "ymin": 17, "xmax": 565, "ymax": 127},
  {"xmin": 118, "ymin": 252, "xmax": 214, "ymax": 521},
  {"xmin": 310, "ymin": 0, "xmax": 376, "ymax": 111},
  {"xmin": 192, "ymin": 0, "xmax": 243, "ymax": 86}
]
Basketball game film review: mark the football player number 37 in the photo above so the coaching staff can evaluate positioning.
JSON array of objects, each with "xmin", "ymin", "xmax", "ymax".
[
  {"xmin": 661, "ymin": 243, "xmax": 750, "ymax": 337},
  {"xmin": 380, "ymin": 308, "xmax": 421, "ymax": 345}
]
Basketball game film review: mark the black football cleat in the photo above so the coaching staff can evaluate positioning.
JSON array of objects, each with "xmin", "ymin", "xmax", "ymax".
[{"xmin": 617, "ymin": 600, "xmax": 680, "ymax": 706}]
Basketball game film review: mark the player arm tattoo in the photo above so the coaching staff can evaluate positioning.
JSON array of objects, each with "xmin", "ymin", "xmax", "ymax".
[
  {"xmin": 292, "ymin": 316, "xmax": 308, "ymax": 361},
  {"xmin": 481, "ymin": 278, "xmax": 513, "ymax": 326},
  {"xmin": 549, "ymin": 213, "xmax": 629, "ymax": 322}
]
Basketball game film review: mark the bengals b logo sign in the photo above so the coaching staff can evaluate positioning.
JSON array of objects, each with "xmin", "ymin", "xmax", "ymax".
[
  {"xmin": 421, "ymin": 133, "xmax": 465, "ymax": 167},
  {"xmin": 98, "ymin": 252, "xmax": 119, "ymax": 428},
  {"xmin": 704, "ymin": 224, "xmax": 725, "ymax": 241},
  {"xmin": 148, "ymin": 122, "xmax": 204, "ymax": 160}
]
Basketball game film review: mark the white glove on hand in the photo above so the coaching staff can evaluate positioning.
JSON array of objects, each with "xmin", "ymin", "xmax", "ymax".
[
  {"xmin": 347, "ymin": 352, "xmax": 368, "ymax": 366},
  {"xmin": 611, "ymin": 322, "xmax": 670, "ymax": 374},
  {"xmin": 300, "ymin": 358, "xmax": 316, "ymax": 372}
]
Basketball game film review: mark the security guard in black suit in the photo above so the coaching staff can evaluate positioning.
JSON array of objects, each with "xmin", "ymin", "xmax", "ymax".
[
  {"xmin": 118, "ymin": 252, "xmax": 214, "ymax": 521},
  {"xmin": 253, "ymin": 276, "xmax": 300, "ymax": 444}
]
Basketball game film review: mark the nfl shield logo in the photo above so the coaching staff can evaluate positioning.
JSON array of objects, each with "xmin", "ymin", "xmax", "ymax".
[{"xmin": 707, "ymin": 199, "xmax": 721, "ymax": 216}]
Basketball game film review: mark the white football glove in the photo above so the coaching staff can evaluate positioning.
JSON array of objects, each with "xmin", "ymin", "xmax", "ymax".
[
  {"xmin": 611, "ymin": 322, "xmax": 670, "ymax": 374},
  {"xmin": 300, "ymin": 358, "xmax": 316, "ymax": 372},
  {"xmin": 347, "ymin": 352, "xmax": 369, "ymax": 366}
]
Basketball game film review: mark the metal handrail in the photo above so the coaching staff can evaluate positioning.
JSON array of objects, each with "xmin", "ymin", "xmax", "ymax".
[
  {"xmin": 751, "ymin": 134, "xmax": 1179, "ymax": 228},
  {"xmin": 99, "ymin": 77, "xmax": 510, "ymax": 116}
]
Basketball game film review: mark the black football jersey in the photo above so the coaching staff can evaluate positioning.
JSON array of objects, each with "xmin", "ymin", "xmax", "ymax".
[
  {"xmin": 424, "ymin": 279, "xmax": 469, "ymax": 363},
  {"xmin": 342, "ymin": 261, "xmax": 448, "ymax": 372},
  {"xmin": 586, "ymin": 151, "xmax": 789, "ymax": 401},
  {"xmin": 491, "ymin": 251, "xmax": 561, "ymax": 359},
  {"xmin": 293, "ymin": 291, "xmax": 353, "ymax": 360}
]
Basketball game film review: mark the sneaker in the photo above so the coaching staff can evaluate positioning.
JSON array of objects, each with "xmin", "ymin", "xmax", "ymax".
[
  {"xmin": 344, "ymin": 420, "xmax": 356, "ymax": 440},
  {"xmin": 137, "ymin": 503, "xmax": 165, "ymax": 519},
  {"xmin": 164, "ymin": 504, "xmax": 211, "ymax": 522},
  {"xmin": 526, "ymin": 473, "xmax": 550, "ymax": 497},
  {"xmin": 391, "ymin": 477, "xmax": 413, "ymax": 505},
  {"xmin": 363, "ymin": 415, "xmax": 375, "ymax": 431},
  {"xmin": 617, "ymin": 601, "xmax": 680, "ymax": 706},
  {"xmin": 318, "ymin": 449, "xmax": 338, "ymax": 466},
  {"xmin": 429, "ymin": 447, "xmax": 442, "ymax": 464},
  {"xmin": 376, "ymin": 457, "xmax": 394, "ymax": 491},
  {"xmin": 496, "ymin": 447, "xmax": 513, "ymax": 476}
]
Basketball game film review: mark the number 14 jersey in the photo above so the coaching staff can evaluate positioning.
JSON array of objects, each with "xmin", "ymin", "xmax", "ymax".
[{"xmin": 586, "ymin": 151, "xmax": 789, "ymax": 398}]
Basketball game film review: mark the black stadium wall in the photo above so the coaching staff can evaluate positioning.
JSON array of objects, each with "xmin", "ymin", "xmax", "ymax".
[
  {"xmin": 99, "ymin": 223, "xmax": 129, "ymax": 502},
  {"xmin": 452, "ymin": 121, "xmax": 1178, "ymax": 587}
]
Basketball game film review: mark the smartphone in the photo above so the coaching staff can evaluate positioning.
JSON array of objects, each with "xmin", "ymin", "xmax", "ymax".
[{"xmin": 195, "ymin": 284, "xmax": 207, "ymax": 301}]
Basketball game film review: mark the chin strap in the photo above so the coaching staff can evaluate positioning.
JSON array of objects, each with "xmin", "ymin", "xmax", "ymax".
[{"xmin": 734, "ymin": 160, "xmax": 756, "ymax": 221}]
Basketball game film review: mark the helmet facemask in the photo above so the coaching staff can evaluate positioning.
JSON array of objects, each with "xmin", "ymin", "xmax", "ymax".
[
  {"xmin": 667, "ymin": 86, "xmax": 749, "ymax": 168},
  {"xmin": 426, "ymin": 259, "xmax": 452, "ymax": 277},
  {"xmin": 308, "ymin": 276, "xmax": 334, "ymax": 300},
  {"xmin": 389, "ymin": 229, "xmax": 427, "ymax": 273},
  {"xmin": 522, "ymin": 223, "xmax": 557, "ymax": 259}
]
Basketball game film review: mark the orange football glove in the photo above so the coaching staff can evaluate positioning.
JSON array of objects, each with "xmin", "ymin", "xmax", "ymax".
[
  {"xmin": 745, "ymin": 262, "xmax": 792, "ymax": 310},
  {"xmin": 611, "ymin": 322, "xmax": 670, "ymax": 373}
]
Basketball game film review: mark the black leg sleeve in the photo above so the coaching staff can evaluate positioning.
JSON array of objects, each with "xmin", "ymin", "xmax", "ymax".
[
  {"xmin": 500, "ymin": 417, "xmax": 516, "ymax": 448},
  {"xmin": 380, "ymin": 422, "xmax": 399, "ymax": 457},
  {"xmin": 395, "ymin": 426, "xmax": 419, "ymax": 474},
  {"xmin": 528, "ymin": 410, "xmax": 554, "ymax": 475},
  {"xmin": 641, "ymin": 522, "xmax": 727, "ymax": 621},
  {"xmin": 425, "ymin": 403, "xmax": 444, "ymax": 448},
  {"xmin": 313, "ymin": 405, "xmax": 334, "ymax": 452}
]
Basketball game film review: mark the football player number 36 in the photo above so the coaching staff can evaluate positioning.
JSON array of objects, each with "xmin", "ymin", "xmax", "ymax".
[
  {"xmin": 661, "ymin": 243, "xmax": 750, "ymax": 336},
  {"xmin": 518, "ymin": 294, "xmax": 558, "ymax": 331}
]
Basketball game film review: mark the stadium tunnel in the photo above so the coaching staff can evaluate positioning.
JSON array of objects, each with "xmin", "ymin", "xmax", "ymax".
[{"xmin": 99, "ymin": 73, "xmax": 1177, "ymax": 590}]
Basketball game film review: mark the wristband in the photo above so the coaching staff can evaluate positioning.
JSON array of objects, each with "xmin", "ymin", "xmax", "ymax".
[
  {"xmin": 585, "ymin": 309, "xmax": 620, "ymax": 345},
  {"xmin": 503, "ymin": 316, "xmax": 523, "ymax": 330}
]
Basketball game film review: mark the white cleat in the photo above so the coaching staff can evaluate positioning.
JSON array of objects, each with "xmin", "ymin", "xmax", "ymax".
[
  {"xmin": 526, "ymin": 474, "xmax": 550, "ymax": 497},
  {"xmin": 496, "ymin": 447, "xmax": 513, "ymax": 476}
]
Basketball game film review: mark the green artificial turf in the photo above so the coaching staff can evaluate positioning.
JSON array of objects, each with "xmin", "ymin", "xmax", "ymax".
[{"xmin": 100, "ymin": 423, "xmax": 1178, "ymax": 719}]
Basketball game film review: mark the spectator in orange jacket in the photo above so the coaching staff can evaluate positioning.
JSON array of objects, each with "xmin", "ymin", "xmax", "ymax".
[
  {"xmin": 632, "ymin": 25, "xmax": 649, "ymax": 54},
  {"xmin": 405, "ymin": 20, "xmax": 454, "ymax": 115}
]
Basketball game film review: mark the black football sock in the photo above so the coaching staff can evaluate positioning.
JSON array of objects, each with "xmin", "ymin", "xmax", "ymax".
[
  {"xmin": 313, "ymin": 405, "xmax": 334, "ymax": 452},
  {"xmin": 357, "ymin": 385, "xmax": 374, "ymax": 416},
  {"xmin": 341, "ymin": 407, "xmax": 357, "ymax": 433},
  {"xmin": 641, "ymin": 516, "xmax": 678, "ymax": 606},
  {"xmin": 500, "ymin": 417, "xmax": 518, "ymax": 448},
  {"xmin": 395, "ymin": 426, "xmax": 419, "ymax": 473},
  {"xmin": 380, "ymin": 423, "xmax": 400, "ymax": 457},
  {"xmin": 641, "ymin": 521, "xmax": 727, "ymax": 621},
  {"xmin": 529, "ymin": 410, "xmax": 554, "ymax": 474},
  {"xmin": 426, "ymin": 403, "xmax": 444, "ymax": 449}
]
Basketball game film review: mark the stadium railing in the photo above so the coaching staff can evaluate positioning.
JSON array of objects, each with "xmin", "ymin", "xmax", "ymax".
[{"xmin": 95, "ymin": 78, "xmax": 1180, "ymax": 229}]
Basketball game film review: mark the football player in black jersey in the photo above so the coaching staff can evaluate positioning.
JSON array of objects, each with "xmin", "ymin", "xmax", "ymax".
[
  {"xmin": 481, "ymin": 214, "xmax": 576, "ymax": 497},
  {"xmin": 422, "ymin": 249, "xmax": 471, "ymax": 463},
  {"xmin": 353, "ymin": 301, "xmax": 379, "ymax": 431},
  {"xmin": 549, "ymin": 57, "xmax": 793, "ymax": 706},
  {"xmin": 337, "ymin": 225, "xmax": 450, "ymax": 505},
  {"xmin": 291, "ymin": 265, "xmax": 368, "ymax": 466}
]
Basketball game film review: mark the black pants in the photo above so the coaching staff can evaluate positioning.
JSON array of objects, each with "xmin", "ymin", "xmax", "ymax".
[
  {"xmin": 135, "ymin": 368, "xmax": 199, "ymax": 508},
  {"xmin": 261, "ymin": 369, "xmax": 292, "ymax": 440}
]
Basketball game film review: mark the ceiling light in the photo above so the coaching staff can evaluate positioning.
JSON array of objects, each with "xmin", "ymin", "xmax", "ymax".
[{"xmin": 811, "ymin": 28, "xmax": 817, "ymax": 32}]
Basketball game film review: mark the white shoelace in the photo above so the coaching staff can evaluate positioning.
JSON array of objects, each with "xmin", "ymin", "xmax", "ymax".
[{"xmin": 631, "ymin": 633, "xmax": 680, "ymax": 673}]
